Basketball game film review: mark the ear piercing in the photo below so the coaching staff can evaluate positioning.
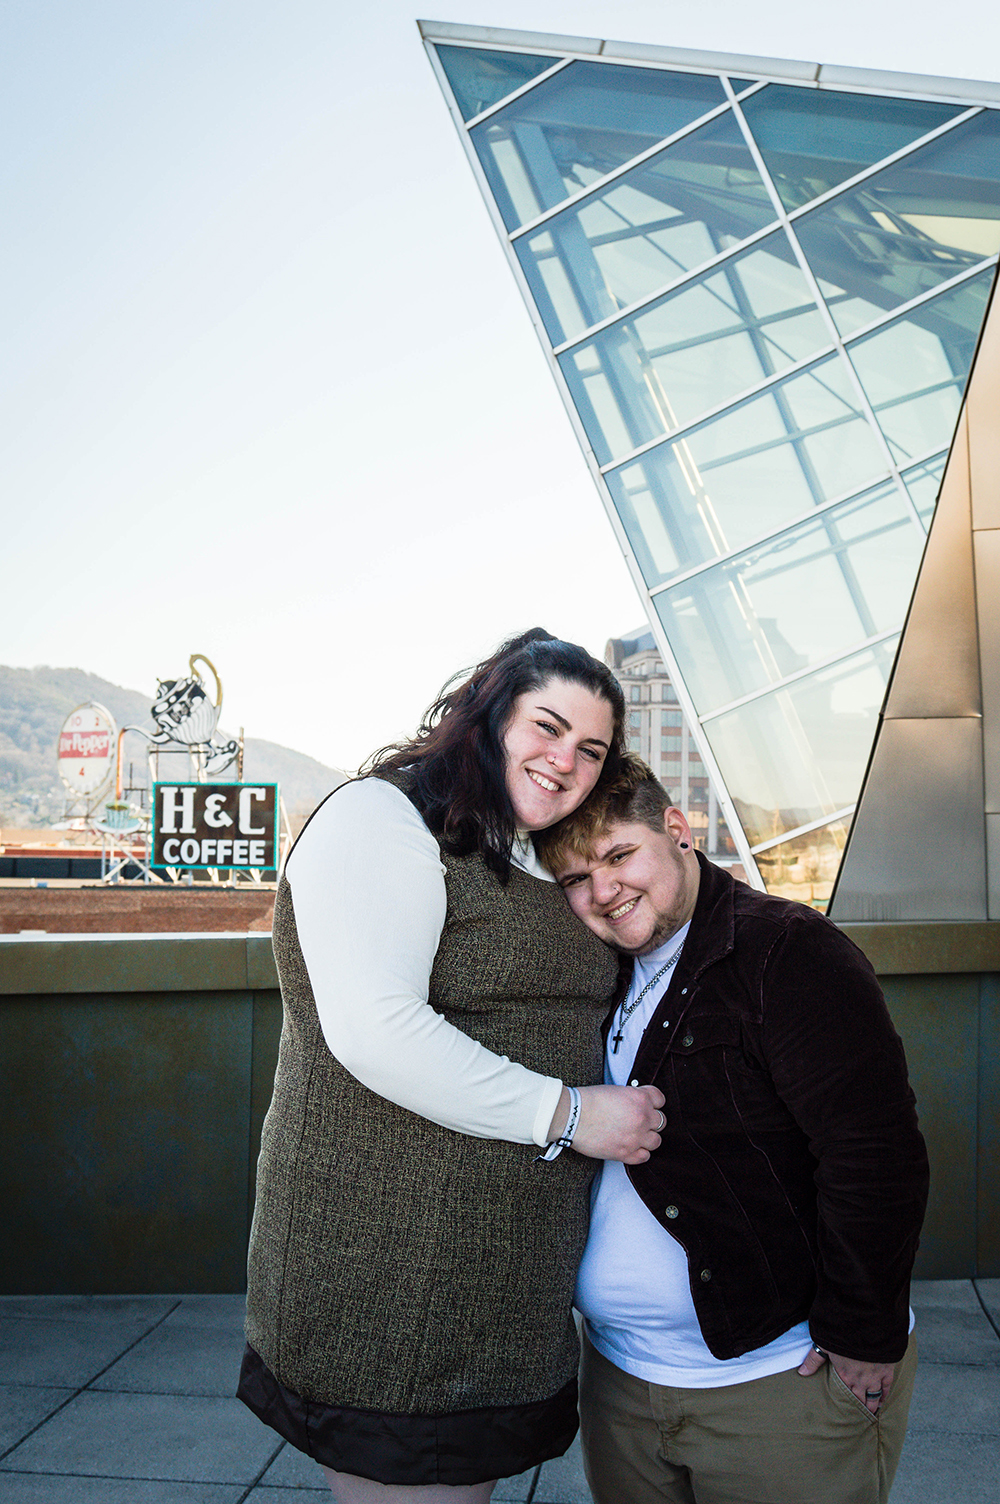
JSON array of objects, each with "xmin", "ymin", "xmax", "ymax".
[{"xmin": 679, "ymin": 841, "xmax": 690, "ymax": 849}]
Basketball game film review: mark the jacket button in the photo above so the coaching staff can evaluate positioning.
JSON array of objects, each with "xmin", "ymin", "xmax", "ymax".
[
  {"xmin": 664, "ymin": 1205, "xmax": 679, "ymax": 1219},
  {"xmin": 700, "ymin": 1268, "xmax": 712, "ymax": 1282},
  {"xmin": 662, "ymin": 1020, "xmax": 670, "ymax": 1028},
  {"xmin": 630, "ymin": 1079, "xmax": 639, "ymax": 1087},
  {"xmin": 681, "ymin": 1034, "xmax": 694, "ymax": 1048}
]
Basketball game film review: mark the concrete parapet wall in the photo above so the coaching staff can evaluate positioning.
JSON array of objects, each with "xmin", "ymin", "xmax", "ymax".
[{"xmin": 1, "ymin": 926, "xmax": 997, "ymax": 1291}]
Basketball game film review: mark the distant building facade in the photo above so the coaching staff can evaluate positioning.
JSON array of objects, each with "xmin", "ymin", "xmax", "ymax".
[{"xmin": 606, "ymin": 630, "xmax": 738, "ymax": 867}]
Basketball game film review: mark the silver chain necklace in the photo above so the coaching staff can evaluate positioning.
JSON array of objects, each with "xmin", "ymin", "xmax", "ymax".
[{"xmin": 611, "ymin": 946, "xmax": 683, "ymax": 1054}]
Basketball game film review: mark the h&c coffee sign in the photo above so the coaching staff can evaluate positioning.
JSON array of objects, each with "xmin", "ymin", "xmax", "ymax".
[{"xmin": 152, "ymin": 783, "xmax": 278, "ymax": 869}]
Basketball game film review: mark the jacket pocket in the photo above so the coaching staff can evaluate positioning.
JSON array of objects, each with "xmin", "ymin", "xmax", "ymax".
[{"xmin": 669, "ymin": 1013, "xmax": 742, "ymax": 1054}]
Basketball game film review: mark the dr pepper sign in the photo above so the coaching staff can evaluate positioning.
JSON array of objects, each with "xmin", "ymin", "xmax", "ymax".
[{"xmin": 152, "ymin": 783, "xmax": 278, "ymax": 869}]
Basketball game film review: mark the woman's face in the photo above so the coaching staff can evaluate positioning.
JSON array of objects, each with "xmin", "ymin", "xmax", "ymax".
[{"xmin": 503, "ymin": 677, "xmax": 615, "ymax": 832}]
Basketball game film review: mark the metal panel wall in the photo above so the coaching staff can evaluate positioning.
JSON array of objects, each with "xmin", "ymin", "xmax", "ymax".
[{"xmin": 831, "ymin": 276, "xmax": 1000, "ymax": 922}]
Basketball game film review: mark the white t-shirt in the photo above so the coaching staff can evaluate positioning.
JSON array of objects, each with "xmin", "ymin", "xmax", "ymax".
[
  {"xmin": 575, "ymin": 926, "xmax": 814, "ymax": 1387},
  {"xmin": 285, "ymin": 777, "xmax": 563, "ymax": 1147}
]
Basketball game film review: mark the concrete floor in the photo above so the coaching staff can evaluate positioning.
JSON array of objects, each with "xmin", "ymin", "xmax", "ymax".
[{"xmin": 0, "ymin": 1281, "xmax": 997, "ymax": 1502}]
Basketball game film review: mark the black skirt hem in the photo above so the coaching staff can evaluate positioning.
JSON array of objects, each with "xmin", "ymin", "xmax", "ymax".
[{"xmin": 236, "ymin": 1342, "xmax": 579, "ymax": 1485}]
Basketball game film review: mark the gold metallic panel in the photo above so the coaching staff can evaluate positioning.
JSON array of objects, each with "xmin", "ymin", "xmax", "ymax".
[
  {"xmin": 838, "ymin": 921, "xmax": 1000, "ymax": 974},
  {"xmin": 968, "ymin": 278, "xmax": 1000, "ymax": 532},
  {"xmin": 974, "ymin": 529, "xmax": 1000, "ymax": 815},
  {"xmin": 883, "ymin": 409, "xmax": 980, "ymax": 721},
  {"xmin": 830, "ymin": 717, "xmax": 986, "ymax": 921},
  {"xmin": 986, "ymin": 813, "xmax": 1000, "ymax": 921}
]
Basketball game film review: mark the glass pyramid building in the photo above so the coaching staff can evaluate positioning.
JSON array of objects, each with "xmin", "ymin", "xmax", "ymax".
[{"xmin": 422, "ymin": 20, "xmax": 1000, "ymax": 904}]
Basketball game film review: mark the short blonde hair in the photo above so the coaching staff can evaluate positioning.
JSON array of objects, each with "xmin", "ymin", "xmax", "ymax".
[{"xmin": 535, "ymin": 754, "xmax": 672, "ymax": 872}]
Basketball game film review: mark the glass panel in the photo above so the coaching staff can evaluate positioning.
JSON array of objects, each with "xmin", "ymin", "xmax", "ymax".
[
  {"xmin": 727, "ymin": 78, "xmax": 758, "ymax": 93},
  {"xmin": 471, "ymin": 62, "xmax": 728, "ymax": 230},
  {"xmin": 901, "ymin": 451, "xmax": 947, "ymax": 524},
  {"xmin": 739, "ymin": 84, "xmax": 964, "ymax": 211},
  {"xmin": 704, "ymin": 640, "xmax": 897, "ymax": 847},
  {"xmin": 606, "ymin": 353, "xmax": 888, "ymax": 586},
  {"xmin": 435, "ymin": 45, "xmax": 561, "ymax": 121},
  {"xmin": 655, "ymin": 480, "xmax": 922, "ymax": 714},
  {"xmin": 515, "ymin": 111, "xmax": 777, "ymax": 342},
  {"xmin": 795, "ymin": 113, "xmax": 1000, "ymax": 336},
  {"xmin": 753, "ymin": 819, "xmax": 851, "ymax": 907},
  {"xmin": 559, "ymin": 230, "xmax": 829, "ymax": 464},
  {"xmin": 847, "ymin": 269, "xmax": 992, "ymax": 465}
]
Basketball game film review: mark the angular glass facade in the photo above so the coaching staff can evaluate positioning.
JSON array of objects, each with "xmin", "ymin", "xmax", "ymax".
[{"xmin": 425, "ymin": 24, "xmax": 1000, "ymax": 902}]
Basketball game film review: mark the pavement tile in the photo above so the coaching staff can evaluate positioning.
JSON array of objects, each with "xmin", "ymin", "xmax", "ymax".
[
  {"xmin": 0, "ymin": 1391, "xmax": 280, "ymax": 1485},
  {"xmin": 494, "ymin": 1466, "xmax": 536, "ymax": 1502},
  {"xmin": 974, "ymin": 1278, "xmax": 1000, "ymax": 1332},
  {"xmin": 533, "ymin": 1436, "xmax": 591, "ymax": 1504},
  {"xmin": 257, "ymin": 1442, "xmax": 534, "ymax": 1497},
  {"xmin": 910, "ymin": 1280, "xmax": 1000, "ymax": 1365},
  {"xmin": 908, "ymin": 1360, "xmax": 1000, "ymax": 1435},
  {"xmin": 0, "ymin": 1298, "xmax": 176, "ymax": 1327},
  {"xmin": 0, "ymin": 1305, "xmax": 179, "ymax": 1388},
  {"xmin": 0, "ymin": 1387, "xmax": 73, "ymax": 1455},
  {"xmin": 91, "ymin": 1308, "xmax": 246, "ymax": 1397},
  {"xmin": 245, "ymin": 1491, "xmax": 328, "ymax": 1501},
  {"xmin": 891, "ymin": 1430, "xmax": 1000, "ymax": 1503},
  {"xmin": 155, "ymin": 1297, "xmax": 248, "ymax": 1332},
  {"xmin": 258, "ymin": 1445, "xmax": 329, "ymax": 1490},
  {"xmin": 0, "ymin": 1479, "xmax": 242, "ymax": 1502}
]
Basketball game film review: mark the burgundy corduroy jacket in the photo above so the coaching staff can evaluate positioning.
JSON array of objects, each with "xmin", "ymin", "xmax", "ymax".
[{"xmin": 619, "ymin": 852, "xmax": 928, "ymax": 1364}]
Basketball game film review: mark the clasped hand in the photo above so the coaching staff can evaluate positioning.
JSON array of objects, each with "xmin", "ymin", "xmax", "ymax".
[{"xmin": 548, "ymin": 1084, "xmax": 666, "ymax": 1164}]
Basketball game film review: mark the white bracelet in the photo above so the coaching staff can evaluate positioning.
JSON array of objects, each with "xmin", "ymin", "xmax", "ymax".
[{"xmin": 535, "ymin": 1086, "xmax": 582, "ymax": 1163}]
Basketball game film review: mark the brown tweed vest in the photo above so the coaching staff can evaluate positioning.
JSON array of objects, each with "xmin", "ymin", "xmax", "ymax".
[{"xmin": 245, "ymin": 780, "xmax": 618, "ymax": 1416}]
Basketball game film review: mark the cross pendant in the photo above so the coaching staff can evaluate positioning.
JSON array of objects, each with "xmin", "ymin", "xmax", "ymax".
[{"xmin": 611, "ymin": 1030, "xmax": 624, "ymax": 1054}]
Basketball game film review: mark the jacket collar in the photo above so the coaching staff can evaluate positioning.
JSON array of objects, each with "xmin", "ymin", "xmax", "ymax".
[{"xmin": 678, "ymin": 850, "xmax": 738, "ymax": 982}]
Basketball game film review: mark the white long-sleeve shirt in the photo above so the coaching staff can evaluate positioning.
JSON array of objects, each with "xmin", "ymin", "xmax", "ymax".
[{"xmin": 285, "ymin": 777, "xmax": 564, "ymax": 1147}]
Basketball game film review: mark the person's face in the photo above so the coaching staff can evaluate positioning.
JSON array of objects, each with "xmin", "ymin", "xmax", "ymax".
[
  {"xmin": 551, "ymin": 811, "xmax": 700, "ymax": 955},
  {"xmin": 502, "ymin": 677, "xmax": 615, "ymax": 832}
]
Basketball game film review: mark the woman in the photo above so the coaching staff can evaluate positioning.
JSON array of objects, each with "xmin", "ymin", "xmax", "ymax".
[{"xmin": 238, "ymin": 629, "xmax": 665, "ymax": 1503}]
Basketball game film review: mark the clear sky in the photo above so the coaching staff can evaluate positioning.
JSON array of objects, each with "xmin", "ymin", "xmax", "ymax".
[{"xmin": 3, "ymin": 0, "xmax": 998, "ymax": 770}]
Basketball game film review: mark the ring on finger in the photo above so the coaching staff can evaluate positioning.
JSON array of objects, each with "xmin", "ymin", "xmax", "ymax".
[{"xmin": 655, "ymin": 1110, "xmax": 666, "ymax": 1131}]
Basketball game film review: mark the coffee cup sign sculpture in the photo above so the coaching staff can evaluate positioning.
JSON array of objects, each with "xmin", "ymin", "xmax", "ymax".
[{"xmin": 149, "ymin": 653, "xmax": 239, "ymax": 776}]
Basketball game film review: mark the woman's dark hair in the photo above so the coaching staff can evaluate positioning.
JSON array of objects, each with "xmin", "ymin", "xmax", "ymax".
[{"xmin": 367, "ymin": 628, "xmax": 626, "ymax": 882}]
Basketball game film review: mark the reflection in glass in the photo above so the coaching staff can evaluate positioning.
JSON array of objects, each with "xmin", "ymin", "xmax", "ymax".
[
  {"xmin": 559, "ymin": 231, "xmax": 829, "ymax": 464},
  {"xmin": 753, "ymin": 819, "xmax": 850, "ymax": 906},
  {"xmin": 436, "ymin": 45, "xmax": 561, "ymax": 122},
  {"xmin": 739, "ymin": 85, "xmax": 963, "ymax": 211},
  {"xmin": 472, "ymin": 62, "xmax": 727, "ymax": 230},
  {"xmin": 655, "ymin": 481, "xmax": 922, "ymax": 713},
  {"xmin": 848, "ymin": 270, "xmax": 991, "ymax": 463},
  {"xmin": 901, "ymin": 452, "xmax": 947, "ymax": 523},
  {"xmin": 794, "ymin": 113, "xmax": 1000, "ymax": 336},
  {"xmin": 704, "ymin": 640, "xmax": 898, "ymax": 847},
  {"xmin": 515, "ymin": 111, "xmax": 777, "ymax": 343},
  {"xmin": 606, "ymin": 353, "xmax": 887, "ymax": 585}
]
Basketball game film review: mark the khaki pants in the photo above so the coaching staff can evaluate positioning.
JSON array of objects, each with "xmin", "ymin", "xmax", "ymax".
[{"xmin": 579, "ymin": 1329, "xmax": 917, "ymax": 1504}]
